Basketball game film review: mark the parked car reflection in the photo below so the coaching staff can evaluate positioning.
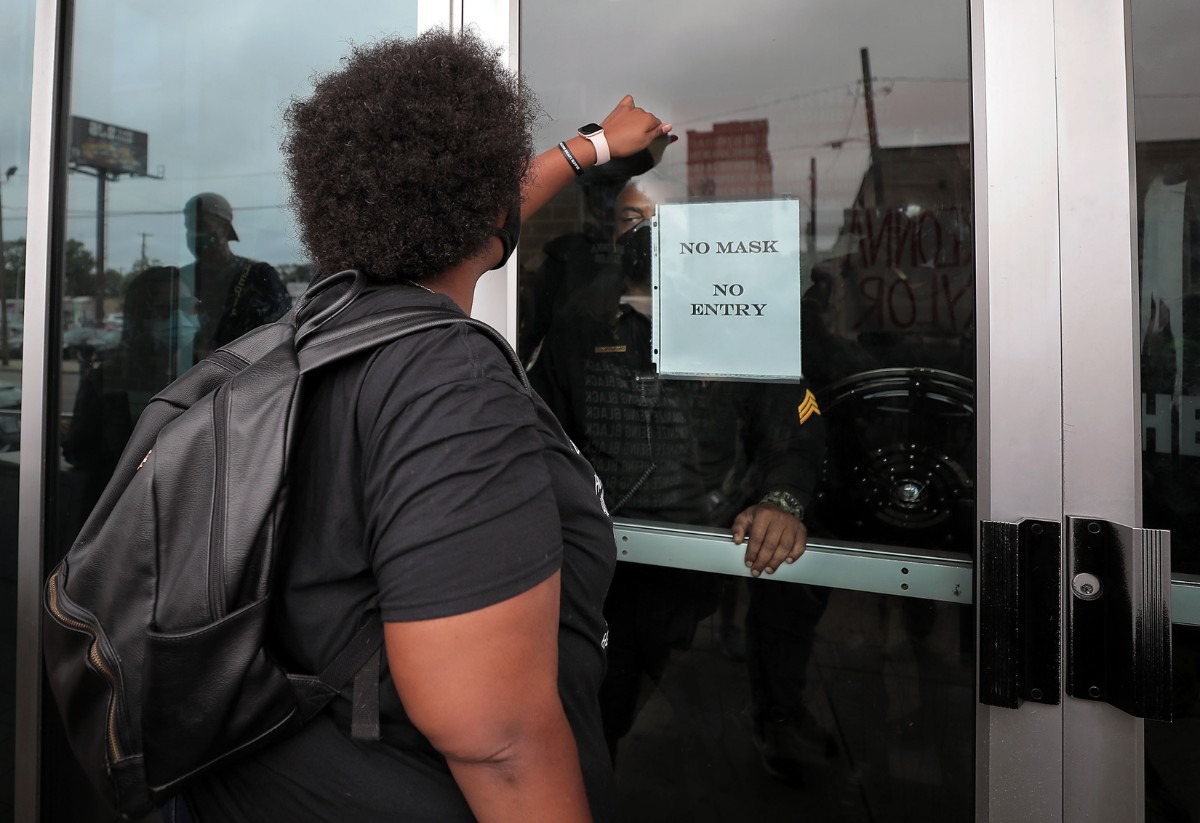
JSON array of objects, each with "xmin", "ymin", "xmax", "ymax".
[
  {"xmin": 0, "ymin": 380, "xmax": 20, "ymax": 452},
  {"xmin": 3, "ymin": 325, "xmax": 20, "ymax": 360},
  {"xmin": 62, "ymin": 324, "xmax": 121, "ymax": 359}
]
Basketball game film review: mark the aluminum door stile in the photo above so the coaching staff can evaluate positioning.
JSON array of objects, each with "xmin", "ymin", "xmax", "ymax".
[
  {"xmin": 972, "ymin": 0, "xmax": 1067, "ymax": 820},
  {"xmin": 1053, "ymin": 0, "xmax": 1145, "ymax": 821},
  {"xmin": 18, "ymin": 0, "xmax": 74, "ymax": 819}
]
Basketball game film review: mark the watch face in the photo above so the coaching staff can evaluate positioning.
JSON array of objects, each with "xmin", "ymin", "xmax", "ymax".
[{"xmin": 578, "ymin": 122, "xmax": 603, "ymax": 137}]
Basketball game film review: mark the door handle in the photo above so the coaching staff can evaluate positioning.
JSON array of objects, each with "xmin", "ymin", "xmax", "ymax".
[
  {"xmin": 978, "ymin": 518, "xmax": 1062, "ymax": 708},
  {"xmin": 1066, "ymin": 516, "xmax": 1172, "ymax": 721}
]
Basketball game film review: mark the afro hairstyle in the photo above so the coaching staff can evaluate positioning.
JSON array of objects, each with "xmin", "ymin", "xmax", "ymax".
[{"xmin": 282, "ymin": 28, "xmax": 537, "ymax": 282}]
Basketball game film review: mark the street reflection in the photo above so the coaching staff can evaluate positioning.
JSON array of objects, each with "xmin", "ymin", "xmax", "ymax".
[{"xmin": 612, "ymin": 589, "xmax": 973, "ymax": 822}]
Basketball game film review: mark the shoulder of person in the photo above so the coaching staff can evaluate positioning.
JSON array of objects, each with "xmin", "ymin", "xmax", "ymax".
[
  {"xmin": 552, "ymin": 271, "xmax": 625, "ymax": 325},
  {"xmin": 234, "ymin": 257, "xmax": 283, "ymax": 282},
  {"xmin": 388, "ymin": 319, "xmax": 522, "ymax": 386},
  {"xmin": 342, "ymin": 288, "xmax": 523, "ymax": 392},
  {"xmin": 349, "ymin": 319, "xmax": 533, "ymax": 452}
]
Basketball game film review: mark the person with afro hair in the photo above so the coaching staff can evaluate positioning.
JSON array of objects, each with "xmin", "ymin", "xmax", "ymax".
[{"xmin": 175, "ymin": 27, "xmax": 671, "ymax": 823}]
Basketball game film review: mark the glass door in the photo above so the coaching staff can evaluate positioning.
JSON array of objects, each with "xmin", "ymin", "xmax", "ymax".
[
  {"xmin": 35, "ymin": 2, "xmax": 426, "ymax": 819},
  {"xmin": 1131, "ymin": 0, "xmax": 1200, "ymax": 820},
  {"xmin": 515, "ymin": 1, "xmax": 979, "ymax": 819},
  {"xmin": 507, "ymin": 0, "xmax": 1199, "ymax": 819}
]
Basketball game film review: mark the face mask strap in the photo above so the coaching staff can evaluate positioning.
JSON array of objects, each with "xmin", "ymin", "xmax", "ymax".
[{"xmin": 490, "ymin": 196, "xmax": 522, "ymax": 271}]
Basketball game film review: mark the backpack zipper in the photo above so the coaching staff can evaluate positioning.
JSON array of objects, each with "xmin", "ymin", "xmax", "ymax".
[
  {"xmin": 208, "ymin": 390, "xmax": 229, "ymax": 620},
  {"xmin": 46, "ymin": 568, "xmax": 124, "ymax": 763}
]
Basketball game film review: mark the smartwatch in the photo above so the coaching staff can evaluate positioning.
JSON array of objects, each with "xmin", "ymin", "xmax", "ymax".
[{"xmin": 577, "ymin": 122, "xmax": 611, "ymax": 167}]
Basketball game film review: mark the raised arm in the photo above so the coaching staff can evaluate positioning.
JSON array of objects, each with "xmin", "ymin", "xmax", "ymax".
[
  {"xmin": 522, "ymin": 95, "xmax": 672, "ymax": 219},
  {"xmin": 384, "ymin": 572, "xmax": 591, "ymax": 823}
]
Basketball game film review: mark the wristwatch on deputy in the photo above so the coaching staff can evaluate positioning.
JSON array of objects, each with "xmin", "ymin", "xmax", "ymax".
[
  {"xmin": 577, "ymin": 122, "xmax": 611, "ymax": 167},
  {"xmin": 759, "ymin": 490, "xmax": 805, "ymax": 521}
]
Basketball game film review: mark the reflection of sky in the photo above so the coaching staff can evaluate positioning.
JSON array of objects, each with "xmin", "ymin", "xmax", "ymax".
[
  {"xmin": 1, "ymin": 0, "xmax": 1200, "ymax": 275},
  {"xmin": 522, "ymin": 0, "xmax": 971, "ymax": 249},
  {"xmin": 1132, "ymin": 1, "xmax": 1200, "ymax": 140},
  {"xmin": 0, "ymin": 0, "xmax": 37, "ymax": 256},
  {"xmin": 64, "ymin": 2, "xmax": 419, "ymax": 277}
]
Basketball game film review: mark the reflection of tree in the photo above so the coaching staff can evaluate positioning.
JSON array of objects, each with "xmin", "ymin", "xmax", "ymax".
[
  {"xmin": 128, "ymin": 256, "xmax": 166, "ymax": 280},
  {"xmin": 4, "ymin": 236, "xmax": 124, "ymax": 297},
  {"xmin": 65, "ymin": 239, "xmax": 99, "ymax": 296},
  {"xmin": 40, "ymin": 238, "xmax": 101, "ymax": 296},
  {"xmin": 2, "ymin": 239, "xmax": 24, "ymax": 294}
]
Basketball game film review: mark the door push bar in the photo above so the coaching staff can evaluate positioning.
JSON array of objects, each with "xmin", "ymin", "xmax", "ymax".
[
  {"xmin": 978, "ymin": 519, "xmax": 1063, "ymax": 709},
  {"xmin": 978, "ymin": 517, "xmax": 1172, "ymax": 721},
  {"xmin": 1066, "ymin": 516, "xmax": 1172, "ymax": 722}
]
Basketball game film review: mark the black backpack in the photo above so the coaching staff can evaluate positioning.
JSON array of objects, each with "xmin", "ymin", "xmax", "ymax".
[{"xmin": 42, "ymin": 270, "xmax": 527, "ymax": 817}]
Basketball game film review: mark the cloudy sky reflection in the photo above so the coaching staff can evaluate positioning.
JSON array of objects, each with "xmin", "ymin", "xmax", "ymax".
[{"xmin": 1, "ymin": 0, "xmax": 1199, "ymax": 278}]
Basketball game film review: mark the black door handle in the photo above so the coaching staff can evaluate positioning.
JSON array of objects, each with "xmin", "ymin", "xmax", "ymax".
[
  {"xmin": 1066, "ymin": 516, "xmax": 1172, "ymax": 721},
  {"xmin": 978, "ymin": 518, "xmax": 1062, "ymax": 708}
]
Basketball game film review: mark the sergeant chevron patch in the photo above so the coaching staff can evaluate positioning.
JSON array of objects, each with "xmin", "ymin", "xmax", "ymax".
[{"xmin": 798, "ymin": 390, "xmax": 821, "ymax": 424}]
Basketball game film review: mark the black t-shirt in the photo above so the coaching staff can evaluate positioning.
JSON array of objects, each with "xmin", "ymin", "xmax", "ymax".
[{"xmin": 188, "ymin": 285, "xmax": 618, "ymax": 822}]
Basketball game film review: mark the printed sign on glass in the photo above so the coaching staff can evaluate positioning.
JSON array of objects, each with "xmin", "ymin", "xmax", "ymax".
[{"xmin": 653, "ymin": 199, "xmax": 802, "ymax": 380}]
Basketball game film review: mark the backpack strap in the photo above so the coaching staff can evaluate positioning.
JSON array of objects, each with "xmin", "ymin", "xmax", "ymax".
[
  {"xmin": 297, "ymin": 305, "xmax": 529, "ymax": 390},
  {"xmin": 288, "ymin": 618, "xmax": 384, "ymax": 740},
  {"xmin": 350, "ymin": 642, "xmax": 383, "ymax": 741},
  {"xmin": 293, "ymin": 269, "xmax": 367, "ymax": 343}
]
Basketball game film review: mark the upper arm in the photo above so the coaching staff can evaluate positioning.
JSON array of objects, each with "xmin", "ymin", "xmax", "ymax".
[
  {"xmin": 384, "ymin": 570, "xmax": 563, "ymax": 763},
  {"xmin": 741, "ymin": 382, "xmax": 827, "ymax": 498}
]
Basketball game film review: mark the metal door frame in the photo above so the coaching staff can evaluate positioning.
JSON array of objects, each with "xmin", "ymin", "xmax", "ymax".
[
  {"xmin": 971, "ymin": 0, "xmax": 1067, "ymax": 817},
  {"xmin": 1054, "ymin": 0, "xmax": 1145, "ymax": 820}
]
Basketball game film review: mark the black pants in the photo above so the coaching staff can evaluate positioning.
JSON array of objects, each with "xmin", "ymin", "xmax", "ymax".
[
  {"xmin": 744, "ymin": 580, "xmax": 831, "ymax": 725},
  {"xmin": 162, "ymin": 794, "xmax": 196, "ymax": 823},
  {"xmin": 598, "ymin": 563, "xmax": 719, "ymax": 761}
]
